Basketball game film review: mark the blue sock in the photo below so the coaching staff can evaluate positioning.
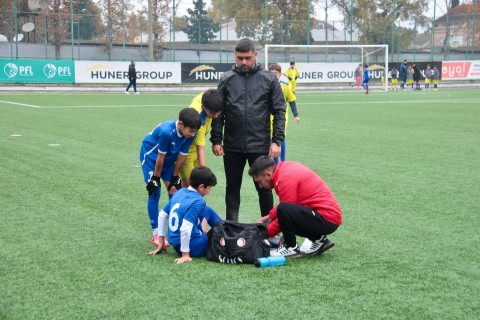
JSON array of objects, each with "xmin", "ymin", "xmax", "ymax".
[{"xmin": 147, "ymin": 189, "xmax": 161, "ymax": 229}]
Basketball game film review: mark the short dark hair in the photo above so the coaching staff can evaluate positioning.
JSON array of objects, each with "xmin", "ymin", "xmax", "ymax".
[
  {"xmin": 190, "ymin": 166, "xmax": 217, "ymax": 188},
  {"xmin": 248, "ymin": 156, "xmax": 276, "ymax": 177},
  {"xmin": 178, "ymin": 107, "xmax": 201, "ymax": 130},
  {"xmin": 268, "ymin": 63, "xmax": 281, "ymax": 72},
  {"xmin": 290, "ymin": 61, "xmax": 295, "ymax": 65},
  {"xmin": 364, "ymin": 64, "xmax": 368, "ymax": 68},
  {"xmin": 235, "ymin": 38, "xmax": 256, "ymax": 53},
  {"xmin": 201, "ymin": 89, "xmax": 224, "ymax": 113}
]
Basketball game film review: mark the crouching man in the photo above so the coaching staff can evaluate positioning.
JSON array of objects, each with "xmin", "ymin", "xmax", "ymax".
[{"xmin": 249, "ymin": 156, "xmax": 342, "ymax": 258}]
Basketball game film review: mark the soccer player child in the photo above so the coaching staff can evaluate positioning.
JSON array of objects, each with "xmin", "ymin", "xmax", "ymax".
[
  {"xmin": 390, "ymin": 66, "xmax": 399, "ymax": 91},
  {"xmin": 354, "ymin": 64, "xmax": 362, "ymax": 90},
  {"xmin": 432, "ymin": 65, "xmax": 440, "ymax": 91},
  {"xmin": 363, "ymin": 64, "xmax": 370, "ymax": 94},
  {"xmin": 149, "ymin": 166, "xmax": 223, "ymax": 264},
  {"xmin": 284, "ymin": 61, "xmax": 300, "ymax": 93},
  {"xmin": 406, "ymin": 64, "xmax": 414, "ymax": 90},
  {"xmin": 140, "ymin": 108, "xmax": 201, "ymax": 246},
  {"xmin": 424, "ymin": 64, "xmax": 433, "ymax": 91},
  {"xmin": 268, "ymin": 63, "xmax": 300, "ymax": 162},
  {"xmin": 179, "ymin": 89, "xmax": 224, "ymax": 187}
]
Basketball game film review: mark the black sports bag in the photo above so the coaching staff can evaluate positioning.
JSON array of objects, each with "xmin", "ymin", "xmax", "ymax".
[{"xmin": 206, "ymin": 220, "xmax": 270, "ymax": 264}]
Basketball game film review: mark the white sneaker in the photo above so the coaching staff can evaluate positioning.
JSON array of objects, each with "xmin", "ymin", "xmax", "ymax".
[
  {"xmin": 125, "ymin": 91, "xmax": 129, "ymax": 95},
  {"xmin": 299, "ymin": 238, "xmax": 313, "ymax": 253},
  {"xmin": 135, "ymin": 91, "xmax": 140, "ymax": 94},
  {"xmin": 270, "ymin": 244, "xmax": 302, "ymax": 258},
  {"xmin": 300, "ymin": 236, "xmax": 335, "ymax": 256}
]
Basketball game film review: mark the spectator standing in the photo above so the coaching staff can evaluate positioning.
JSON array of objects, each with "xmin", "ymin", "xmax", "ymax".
[{"xmin": 125, "ymin": 60, "xmax": 139, "ymax": 94}]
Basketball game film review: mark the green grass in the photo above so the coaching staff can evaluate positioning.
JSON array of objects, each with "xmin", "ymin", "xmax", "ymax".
[{"xmin": 1, "ymin": 89, "xmax": 479, "ymax": 319}]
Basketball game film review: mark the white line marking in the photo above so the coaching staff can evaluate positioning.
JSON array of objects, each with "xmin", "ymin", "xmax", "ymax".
[{"xmin": 0, "ymin": 100, "xmax": 41, "ymax": 108}]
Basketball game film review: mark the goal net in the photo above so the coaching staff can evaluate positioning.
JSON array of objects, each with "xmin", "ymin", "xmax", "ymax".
[{"xmin": 262, "ymin": 44, "xmax": 389, "ymax": 92}]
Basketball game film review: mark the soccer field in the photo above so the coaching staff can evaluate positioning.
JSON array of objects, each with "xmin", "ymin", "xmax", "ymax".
[{"xmin": 1, "ymin": 89, "xmax": 479, "ymax": 319}]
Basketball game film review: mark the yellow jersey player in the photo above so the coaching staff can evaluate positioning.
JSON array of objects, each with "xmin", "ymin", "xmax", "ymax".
[
  {"xmin": 269, "ymin": 63, "xmax": 300, "ymax": 162},
  {"xmin": 283, "ymin": 61, "xmax": 300, "ymax": 93},
  {"xmin": 180, "ymin": 89, "xmax": 224, "ymax": 187}
]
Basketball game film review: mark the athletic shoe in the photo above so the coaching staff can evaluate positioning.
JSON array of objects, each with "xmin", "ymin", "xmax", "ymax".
[
  {"xmin": 267, "ymin": 236, "xmax": 282, "ymax": 248},
  {"xmin": 135, "ymin": 92, "xmax": 140, "ymax": 94},
  {"xmin": 301, "ymin": 236, "xmax": 335, "ymax": 256},
  {"xmin": 270, "ymin": 244, "xmax": 302, "ymax": 258},
  {"xmin": 299, "ymin": 238, "xmax": 313, "ymax": 253},
  {"xmin": 125, "ymin": 90, "xmax": 129, "ymax": 94},
  {"xmin": 365, "ymin": 91, "xmax": 369, "ymax": 94}
]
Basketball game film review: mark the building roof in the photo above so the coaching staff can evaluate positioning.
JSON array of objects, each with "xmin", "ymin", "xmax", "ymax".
[{"xmin": 435, "ymin": 3, "xmax": 480, "ymax": 24}]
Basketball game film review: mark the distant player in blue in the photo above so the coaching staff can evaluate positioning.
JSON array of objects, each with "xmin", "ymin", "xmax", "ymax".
[
  {"xmin": 140, "ymin": 108, "xmax": 201, "ymax": 247},
  {"xmin": 149, "ymin": 166, "xmax": 223, "ymax": 264},
  {"xmin": 363, "ymin": 64, "xmax": 370, "ymax": 94}
]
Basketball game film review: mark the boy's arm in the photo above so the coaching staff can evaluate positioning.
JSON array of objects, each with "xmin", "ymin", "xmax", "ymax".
[
  {"xmin": 146, "ymin": 152, "xmax": 165, "ymax": 196},
  {"xmin": 168, "ymin": 154, "xmax": 187, "ymax": 193},
  {"xmin": 175, "ymin": 220, "xmax": 194, "ymax": 264},
  {"xmin": 153, "ymin": 152, "xmax": 166, "ymax": 177},
  {"xmin": 194, "ymin": 124, "xmax": 208, "ymax": 166},
  {"xmin": 196, "ymin": 145, "xmax": 206, "ymax": 166},
  {"xmin": 149, "ymin": 210, "xmax": 168, "ymax": 255}
]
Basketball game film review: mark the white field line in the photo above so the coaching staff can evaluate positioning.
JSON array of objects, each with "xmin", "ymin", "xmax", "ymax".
[
  {"xmin": 40, "ymin": 99, "xmax": 480, "ymax": 108},
  {"xmin": 41, "ymin": 104, "xmax": 185, "ymax": 108},
  {"xmin": 0, "ymin": 100, "xmax": 41, "ymax": 108}
]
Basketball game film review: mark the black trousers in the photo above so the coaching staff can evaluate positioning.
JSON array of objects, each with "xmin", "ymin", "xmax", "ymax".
[
  {"xmin": 223, "ymin": 151, "xmax": 273, "ymax": 221},
  {"xmin": 277, "ymin": 202, "xmax": 339, "ymax": 248}
]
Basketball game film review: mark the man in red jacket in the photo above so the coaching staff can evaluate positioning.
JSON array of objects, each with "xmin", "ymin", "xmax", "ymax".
[{"xmin": 249, "ymin": 156, "xmax": 342, "ymax": 258}]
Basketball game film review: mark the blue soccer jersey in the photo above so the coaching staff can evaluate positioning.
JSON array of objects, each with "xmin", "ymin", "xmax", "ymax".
[
  {"xmin": 363, "ymin": 69, "xmax": 370, "ymax": 83},
  {"xmin": 141, "ymin": 120, "xmax": 194, "ymax": 170},
  {"xmin": 161, "ymin": 187, "xmax": 207, "ymax": 250}
]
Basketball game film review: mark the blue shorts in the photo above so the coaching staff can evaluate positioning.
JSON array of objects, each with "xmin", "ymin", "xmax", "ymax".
[
  {"xmin": 172, "ymin": 206, "xmax": 222, "ymax": 257},
  {"xmin": 140, "ymin": 145, "xmax": 174, "ymax": 183},
  {"xmin": 173, "ymin": 236, "xmax": 209, "ymax": 257}
]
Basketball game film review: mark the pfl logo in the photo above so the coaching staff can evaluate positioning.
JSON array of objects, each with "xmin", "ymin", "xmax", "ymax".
[
  {"xmin": 43, "ymin": 64, "xmax": 57, "ymax": 78},
  {"xmin": 4, "ymin": 63, "xmax": 34, "ymax": 77},
  {"xmin": 43, "ymin": 64, "xmax": 72, "ymax": 78},
  {"xmin": 4, "ymin": 63, "xmax": 19, "ymax": 78}
]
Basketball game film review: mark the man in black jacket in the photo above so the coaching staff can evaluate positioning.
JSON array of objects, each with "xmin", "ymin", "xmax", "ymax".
[
  {"xmin": 210, "ymin": 38, "xmax": 286, "ymax": 222},
  {"xmin": 125, "ymin": 60, "xmax": 139, "ymax": 94}
]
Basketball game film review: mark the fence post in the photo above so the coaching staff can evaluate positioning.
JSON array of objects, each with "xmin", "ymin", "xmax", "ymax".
[{"xmin": 14, "ymin": 0, "xmax": 18, "ymax": 59}]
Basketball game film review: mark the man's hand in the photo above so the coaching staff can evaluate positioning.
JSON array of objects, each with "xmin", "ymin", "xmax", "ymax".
[
  {"xmin": 269, "ymin": 142, "xmax": 281, "ymax": 158},
  {"xmin": 257, "ymin": 215, "xmax": 273, "ymax": 225},
  {"xmin": 294, "ymin": 116, "xmax": 300, "ymax": 123},
  {"xmin": 146, "ymin": 176, "xmax": 160, "ymax": 197},
  {"xmin": 212, "ymin": 144, "xmax": 224, "ymax": 156},
  {"xmin": 167, "ymin": 175, "xmax": 182, "ymax": 192}
]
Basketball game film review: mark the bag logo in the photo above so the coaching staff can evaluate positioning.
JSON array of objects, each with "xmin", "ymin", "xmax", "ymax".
[
  {"xmin": 220, "ymin": 237, "xmax": 225, "ymax": 246},
  {"xmin": 218, "ymin": 255, "xmax": 243, "ymax": 264},
  {"xmin": 237, "ymin": 238, "xmax": 246, "ymax": 247}
]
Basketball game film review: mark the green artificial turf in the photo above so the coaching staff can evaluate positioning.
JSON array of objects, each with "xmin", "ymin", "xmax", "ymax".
[{"xmin": 1, "ymin": 89, "xmax": 479, "ymax": 319}]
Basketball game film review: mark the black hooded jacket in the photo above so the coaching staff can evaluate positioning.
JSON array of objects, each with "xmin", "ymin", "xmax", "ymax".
[{"xmin": 210, "ymin": 63, "xmax": 286, "ymax": 153}]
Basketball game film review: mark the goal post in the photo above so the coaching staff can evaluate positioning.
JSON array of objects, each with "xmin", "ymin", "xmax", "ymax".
[{"xmin": 263, "ymin": 44, "xmax": 389, "ymax": 92}]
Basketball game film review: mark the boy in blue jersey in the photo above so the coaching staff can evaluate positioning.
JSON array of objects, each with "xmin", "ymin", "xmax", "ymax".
[
  {"xmin": 149, "ymin": 166, "xmax": 223, "ymax": 264},
  {"xmin": 140, "ymin": 108, "xmax": 201, "ymax": 246},
  {"xmin": 363, "ymin": 64, "xmax": 370, "ymax": 94}
]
